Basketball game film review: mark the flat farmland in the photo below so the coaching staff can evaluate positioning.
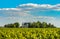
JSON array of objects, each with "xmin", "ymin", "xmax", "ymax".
[{"xmin": 0, "ymin": 28, "xmax": 60, "ymax": 39}]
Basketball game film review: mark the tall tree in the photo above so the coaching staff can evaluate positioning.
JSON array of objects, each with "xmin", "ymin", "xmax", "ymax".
[
  {"xmin": 42, "ymin": 22, "xmax": 47, "ymax": 28},
  {"xmin": 14, "ymin": 22, "xmax": 20, "ymax": 28},
  {"xmin": 4, "ymin": 22, "xmax": 20, "ymax": 28},
  {"xmin": 36, "ymin": 21, "xmax": 41, "ymax": 28}
]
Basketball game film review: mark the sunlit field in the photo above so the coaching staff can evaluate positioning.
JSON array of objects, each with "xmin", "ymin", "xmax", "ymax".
[{"xmin": 0, "ymin": 28, "xmax": 60, "ymax": 39}]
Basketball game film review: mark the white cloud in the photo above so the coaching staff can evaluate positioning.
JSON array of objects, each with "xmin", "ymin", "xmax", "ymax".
[
  {"xmin": 56, "ymin": 4, "xmax": 60, "ymax": 7},
  {"xmin": 0, "ymin": 3, "xmax": 57, "ymax": 21},
  {"xmin": 19, "ymin": 3, "xmax": 40, "ymax": 8},
  {"xmin": 0, "ymin": 3, "xmax": 60, "ymax": 27},
  {"xmin": 17, "ymin": 3, "xmax": 60, "ymax": 11},
  {"xmin": 0, "ymin": 3, "xmax": 60, "ymax": 11},
  {"xmin": 33, "ymin": 16, "xmax": 55, "ymax": 20},
  {"xmin": 0, "ymin": 8, "xmax": 21, "ymax": 10}
]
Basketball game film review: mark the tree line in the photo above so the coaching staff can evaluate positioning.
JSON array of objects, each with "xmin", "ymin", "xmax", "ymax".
[
  {"xmin": 28, "ymin": 21, "xmax": 56, "ymax": 28},
  {"xmin": 4, "ymin": 22, "xmax": 19, "ymax": 28},
  {"xmin": 4, "ymin": 21, "xmax": 56, "ymax": 28}
]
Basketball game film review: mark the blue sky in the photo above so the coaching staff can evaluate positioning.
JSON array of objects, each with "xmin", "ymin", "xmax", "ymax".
[
  {"xmin": 0, "ymin": 0, "xmax": 60, "ymax": 8},
  {"xmin": 0, "ymin": 0, "xmax": 60, "ymax": 27}
]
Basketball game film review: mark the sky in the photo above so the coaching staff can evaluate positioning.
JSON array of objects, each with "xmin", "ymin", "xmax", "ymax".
[{"xmin": 0, "ymin": 0, "xmax": 60, "ymax": 27}]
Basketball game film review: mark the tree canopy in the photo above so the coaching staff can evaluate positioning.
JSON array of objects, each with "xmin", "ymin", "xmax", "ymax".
[
  {"xmin": 27, "ymin": 21, "xmax": 56, "ymax": 28},
  {"xmin": 4, "ymin": 21, "xmax": 56, "ymax": 28},
  {"xmin": 4, "ymin": 22, "xmax": 20, "ymax": 28}
]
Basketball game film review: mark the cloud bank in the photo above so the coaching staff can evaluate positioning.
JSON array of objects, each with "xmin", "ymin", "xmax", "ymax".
[
  {"xmin": 17, "ymin": 3, "xmax": 60, "ymax": 11},
  {"xmin": 0, "ymin": 3, "xmax": 60, "ymax": 11},
  {"xmin": 0, "ymin": 3, "xmax": 59, "ymax": 27},
  {"xmin": 0, "ymin": 3, "xmax": 57, "ymax": 19}
]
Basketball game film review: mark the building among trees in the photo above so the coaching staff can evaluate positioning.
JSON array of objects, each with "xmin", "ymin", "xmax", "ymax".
[
  {"xmin": 4, "ymin": 21, "xmax": 56, "ymax": 28},
  {"xmin": 21, "ymin": 23, "xmax": 30, "ymax": 28}
]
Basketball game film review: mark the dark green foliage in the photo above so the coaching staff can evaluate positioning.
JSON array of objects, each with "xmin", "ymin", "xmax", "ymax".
[
  {"xmin": 4, "ymin": 21, "xmax": 56, "ymax": 28},
  {"xmin": 4, "ymin": 22, "xmax": 20, "ymax": 28},
  {"xmin": 27, "ymin": 21, "xmax": 56, "ymax": 28},
  {"xmin": 14, "ymin": 22, "xmax": 19, "ymax": 28}
]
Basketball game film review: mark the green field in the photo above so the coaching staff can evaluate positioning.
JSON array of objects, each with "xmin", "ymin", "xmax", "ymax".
[{"xmin": 0, "ymin": 28, "xmax": 60, "ymax": 39}]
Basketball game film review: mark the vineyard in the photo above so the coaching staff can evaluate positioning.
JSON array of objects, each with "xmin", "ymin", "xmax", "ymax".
[{"xmin": 0, "ymin": 28, "xmax": 60, "ymax": 39}]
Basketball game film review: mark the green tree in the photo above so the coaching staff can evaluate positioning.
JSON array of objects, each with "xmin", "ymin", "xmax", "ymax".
[
  {"xmin": 36, "ymin": 21, "xmax": 41, "ymax": 28},
  {"xmin": 31, "ymin": 22, "xmax": 37, "ymax": 28},
  {"xmin": 14, "ymin": 22, "xmax": 20, "ymax": 28},
  {"xmin": 48, "ymin": 23, "xmax": 56, "ymax": 28},
  {"xmin": 4, "ymin": 22, "xmax": 20, "ymax": 28},
  {"xmin": 42, "ymin": 22, "xmax": 47, "ymax": 28}
]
